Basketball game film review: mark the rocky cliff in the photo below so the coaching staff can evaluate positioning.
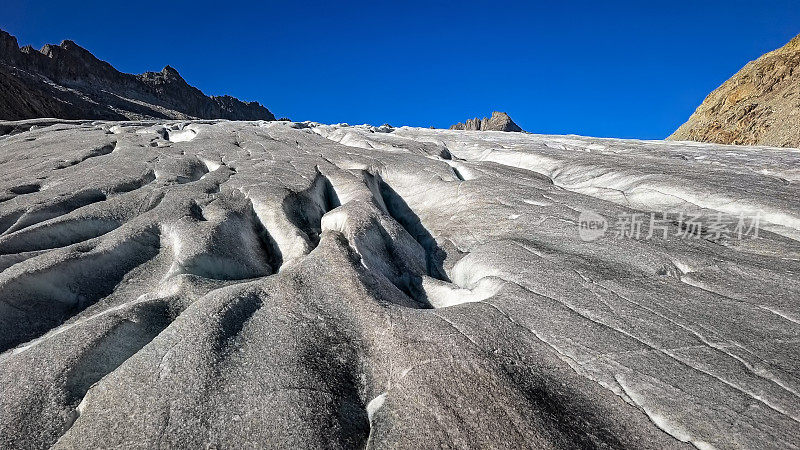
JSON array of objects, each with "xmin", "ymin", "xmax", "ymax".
[
  {"xmin": 670, "ymin": 33, "xmax": 800, "ymax": 148},
  {"xmin": 0, "ymin": 30, "xmax": 275, "ymax": 121},
  {"xmin": 450, "ymin": 111, "xmax": 523, "ymax": 132}
]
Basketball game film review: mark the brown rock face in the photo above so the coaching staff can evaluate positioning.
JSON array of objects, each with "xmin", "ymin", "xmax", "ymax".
[
  {"xmin": 0, "ymin": 29, "xmax": 275, "ymax": 121},
  {"xmin": 669, "ymin": 34, "xmax": 800, "ymax": 148},
  {"xmin": 450, "ymin": 111, "xmax": 523, "ymax": 132}
]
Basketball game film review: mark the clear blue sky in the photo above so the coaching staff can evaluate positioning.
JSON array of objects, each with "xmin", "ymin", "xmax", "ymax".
[{"xmin": 2, "ymin": 1, "xmax": 799, "ymax": 138}]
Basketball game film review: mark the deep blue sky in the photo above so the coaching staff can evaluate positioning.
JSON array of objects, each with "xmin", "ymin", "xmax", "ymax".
[{"xmin": 2, "ymin": 1, "xmax": 799, "ymax": 138}]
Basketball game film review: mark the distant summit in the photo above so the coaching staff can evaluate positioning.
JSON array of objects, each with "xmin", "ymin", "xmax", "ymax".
[
  {"xmin": 670, "ymin": 33, "xmax": 800, "ymax": 148},
  {"xmin": 0, "ymin": 29, "xmax": 275, "ymax": 121},
  {"xmin": 450, "ymin": 111, "xmax": 523, "ymax": 132}
]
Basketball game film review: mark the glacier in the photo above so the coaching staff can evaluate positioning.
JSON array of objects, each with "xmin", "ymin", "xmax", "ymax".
[{"xmin": 0, "ymin": 119, "xmax": 797, "ymax": 449}]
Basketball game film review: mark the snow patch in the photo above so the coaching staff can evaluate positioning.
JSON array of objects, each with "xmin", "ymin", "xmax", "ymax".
[{"xmin": 366, "ymin": 393, "xmax": 387, "ymax": 422}]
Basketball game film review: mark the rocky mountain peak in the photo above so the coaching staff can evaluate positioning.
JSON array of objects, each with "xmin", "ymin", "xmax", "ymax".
[
  {"xmin": 152, "ymin": 65, "xmax": 188, "ymax": 85},
  {"xmin": 36, "ymin": 39, "xmax": 117, "ymax": 80},
  {"xmin": 59, "ymin": 39, "xmax": 79, "ymax": 49},
  {"xmin": 0, "ymin": 30, "xmax": 20, "ymax": 64},
  {"xmin": 161, "ymin": 65, "xmax": 181, "ymax": 76},
  {"xmin": 0, "ymin": 29, "xmax": 18, "ymax": 50},
  {"xmin": 669, "ymin": 33, "xmax": 800, "ymax": 148},
  {"xmin": 0, "ymin": 28, "xmax": 275, "ymax": 121},
  {"xmin": 450, "ymin": 111, "xmax": 523, "ymax": 132}
]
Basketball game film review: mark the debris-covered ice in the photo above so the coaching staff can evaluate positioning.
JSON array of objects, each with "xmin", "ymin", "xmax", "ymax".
[{"xmin": 0, "ymin": 120, "xmax": 797, "ymax": 449}]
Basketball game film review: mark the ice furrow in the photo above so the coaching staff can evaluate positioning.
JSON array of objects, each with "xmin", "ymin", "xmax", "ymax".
[
  {"xmin": 503, "ymin": 276, "xmax": 800, "ymax": 426},
  {"xmin": 9, "ymin": 183, "xmax": 40, "ymax": 195},
  {"xmin": 163, "ymin": 193, "xmax": 277, "ymax": 281},
  {"xmin": 3, "ymin": 189, "xmax": 108, "ymax": 234},
  {"xmin": 210, "ymin": 291, "xmax": 263, "ymax": 358},
  {"xmin": 601, "ymin": 283, "xmax": 800, "ymax": 406},
  {"xmin": 53, "ymin": 142, "xmax": 117, "ymax": 170},
  {"xmin": 371, "ymin": 173, "xmax": 449, "ymax": 282},
  {"xmin": 431, "ymin": 312, "xmax": 480, "ymax": 347},
  {"xmin": 0, "ymin": 166, "xmax": 158, "ymax": 236},
  {"xmin": 59, "ymin": 300, "xmax": 175, "ymax": 438},
  {"xmin": 0, "ymin": 185, "xmax": 163, "ymax": 256},
  {"xmin": 0, "ymin": 218, "xmax": 121, "ymax": 255},
  {"xmin": 481, "ymin": 299, "xmax": 586, "ymax": 375},
  {"xmin": 0, "ymin": 226, "xmax": 162, "ymax": 352}
]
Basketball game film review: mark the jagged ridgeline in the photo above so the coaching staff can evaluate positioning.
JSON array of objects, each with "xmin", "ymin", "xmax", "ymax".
[
  {"xmin": 0, "ymin": 29, "xmax": 274, "ymax": 121},
  {"xmin": 450, "ymin": 111, "xmax": 523, "ymax": 132}
]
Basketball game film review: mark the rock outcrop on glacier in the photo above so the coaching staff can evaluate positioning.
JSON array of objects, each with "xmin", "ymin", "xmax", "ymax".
[
  {"xmin": 449, "ymin": 111, "xmax": 523, "ymax": 132},
  {"xmin": 670, "ymin": 33, "xmax": 800, "ymax": 148},
  {"xmin": 0, "ymin": 119, "xmax": 798, "ymax": 449},
  {"xmin": 0, "ymin": 29, "xmax": 274, "ymax": 121}
]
